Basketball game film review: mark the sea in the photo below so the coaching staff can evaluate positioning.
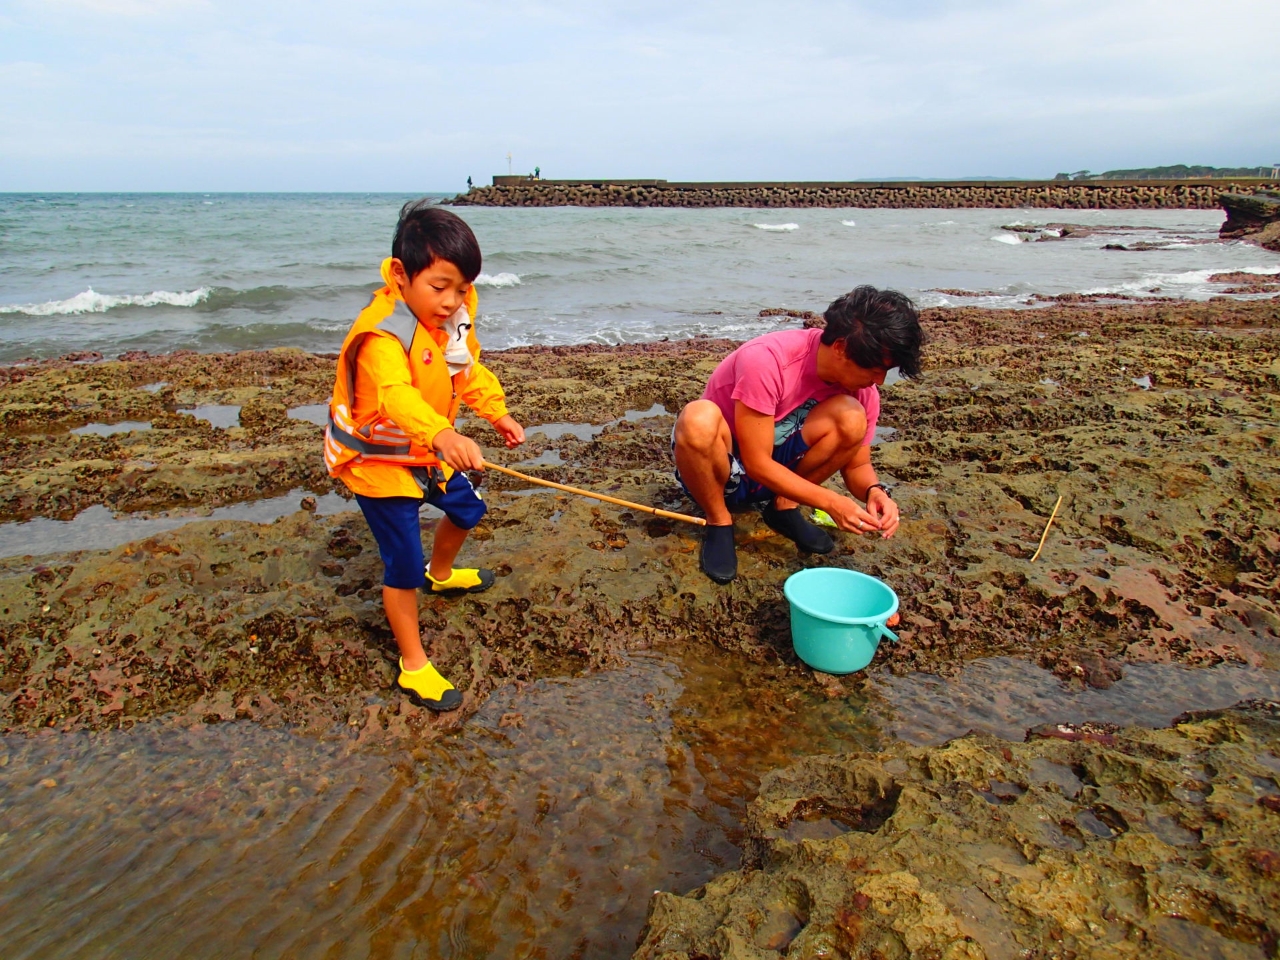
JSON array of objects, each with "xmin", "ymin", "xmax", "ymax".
[{"xmin": 1, "ymin": 192, "xmax": 1278, "ymax": 363}]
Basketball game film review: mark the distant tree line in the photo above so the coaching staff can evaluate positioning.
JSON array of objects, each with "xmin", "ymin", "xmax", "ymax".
[{"xmin": 1054, "ymin": 165, "xmax": 1278, "ymax": 181}]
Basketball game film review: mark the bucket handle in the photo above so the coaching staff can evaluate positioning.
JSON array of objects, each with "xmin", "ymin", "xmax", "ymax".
[{"xmin": 878, "ymin": 623, "xmax": 900, "ymax": 643}]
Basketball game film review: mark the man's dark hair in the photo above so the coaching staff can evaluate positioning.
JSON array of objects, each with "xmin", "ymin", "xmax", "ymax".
[
  {"xmin": 392, "ymin": 200, "xmax": 482, "ymax": 282},
  {"xmin": 820, "ymin": 285, "xmax": 925, "ymax": 379}
]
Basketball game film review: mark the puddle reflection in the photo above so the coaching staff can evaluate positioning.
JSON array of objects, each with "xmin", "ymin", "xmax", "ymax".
[
  {"xmin": 287, "ymin": 402, "xmax": 329, "ymax": 426},
  {"xmin": 0, "ymin": 489, "xmax": 354, "ymax": 558},
  {"xmin": 871, "ymin": 656, "xmax": 1280, "ymax": 745},
  {"xmin": 178, "ymin": 404, "xmax": 241, "ymax": 429},
  {"xmin": 70, "ymin": 420, "xmax": 152, "ymax": 436},
  {"xmin": 526, "ymin": 403, "xmax": 670, "ymax": 443}
]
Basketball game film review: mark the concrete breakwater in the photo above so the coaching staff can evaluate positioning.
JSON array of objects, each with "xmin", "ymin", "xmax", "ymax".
[{"xmin": 450, "ymin": 177, "xmax": 1277, "ymax": 209}]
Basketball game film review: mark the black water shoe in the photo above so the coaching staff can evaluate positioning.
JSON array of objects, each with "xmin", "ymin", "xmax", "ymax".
[
  {"xmin": 700, "ymin": 524, "xmax": 737, "ymax": 584},
  {"xmin": 761, "ymin": 505, "xmax": 835, "ymax": 555}
]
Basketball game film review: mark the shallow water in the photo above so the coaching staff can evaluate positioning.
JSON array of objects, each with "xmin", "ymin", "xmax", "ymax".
[
  {"xmin": 524, "ymin": 403, "xmax": 671, "ymax": 445},
  {"xmin": 178, "ymin": 403, "xmax": 242, "ymax": 430},
  {"xmin": 288, "ymin": 401, "xmax": 330, "ymax": 426},
  {"xmin": 876, "ymin": 655, "xmax": 1280, "ymax": 744},
  {"xmin": 0, "ymin": 646, "xmax": 877, "ymax": 960},
  {"xmin": 2, "ymin": 645, "xmax": 1277, "ymax": 958},
  {"xmin": 0, "ymin": 489, "xmax": 353, "ymax": 558},
  {"xmin": 69, "ymin": 420, "xmax": 152, "ymax": 436}
]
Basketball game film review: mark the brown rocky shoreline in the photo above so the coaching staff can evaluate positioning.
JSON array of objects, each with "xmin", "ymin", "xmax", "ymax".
[{"xmin": 1, "ymin": 295, "xmax": 1277, "ymax": 742}]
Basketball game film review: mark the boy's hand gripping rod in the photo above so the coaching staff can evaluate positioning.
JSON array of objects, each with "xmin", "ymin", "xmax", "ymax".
[{"xmin": 481, "ymin": 461, "xmax": 706, "ymax": 526}]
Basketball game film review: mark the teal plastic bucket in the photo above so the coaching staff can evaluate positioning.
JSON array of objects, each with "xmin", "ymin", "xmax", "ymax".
[{"xmin": 783, "ymin": 568, "xmax": 900, "ymax": 675}]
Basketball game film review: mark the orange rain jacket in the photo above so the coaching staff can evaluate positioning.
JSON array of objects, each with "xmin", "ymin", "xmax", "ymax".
[{"xmin": 324, "ymin": 258, "xmax": 509, "ymax": 499}]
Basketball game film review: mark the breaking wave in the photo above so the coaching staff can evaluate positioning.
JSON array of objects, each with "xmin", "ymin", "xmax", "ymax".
[
  {"xmin": 753, "ymin": 223, "xmax": 799, "ymax": 232},
  {"xmin": 0, "ymin": 287, "xmax": 212, "ymax": 317},
  {"xmin": 475, "ymin": 272, "xmax": 522, "ymax": 287},
  {"xmin": 990, "ymin": 234, "xmax": 1023, "ymax": 245},
  {"xmin": 841, "ymin": 220, "xmax": 857, "ymax": 227}
]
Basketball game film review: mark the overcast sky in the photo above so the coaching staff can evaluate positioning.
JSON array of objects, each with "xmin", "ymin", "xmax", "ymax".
[{"xmin": 3, "ymin": 0, "xmax": 1277, "ymax": 191}]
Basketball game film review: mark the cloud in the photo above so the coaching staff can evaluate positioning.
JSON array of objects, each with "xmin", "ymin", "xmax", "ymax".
[{"xmin": 1, "ymin": 0, "xmax": 1276, "ymax": 189}]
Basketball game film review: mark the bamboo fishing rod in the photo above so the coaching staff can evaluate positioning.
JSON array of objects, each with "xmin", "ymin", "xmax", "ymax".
[
  {"xmin": 1030, "ymin": 494, "xmax": 1063, "ymax": 563},
  {"xmin": 482, "ymin": 460, "xmax": 706, "ymax": 526}
]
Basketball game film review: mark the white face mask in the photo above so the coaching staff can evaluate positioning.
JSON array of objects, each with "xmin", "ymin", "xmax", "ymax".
[{"xmin": 441, "ymin": 304, "xmax": 474, "ymax": 377}]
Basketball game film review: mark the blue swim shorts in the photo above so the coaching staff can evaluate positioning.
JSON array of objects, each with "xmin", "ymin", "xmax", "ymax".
[
  {"xmin": 673, "ymin": 399, "xmax": 815, "ymax": 508},
  {"xmin": 355, "ymin": 469, "xmax": 487, "ymax": 589}
]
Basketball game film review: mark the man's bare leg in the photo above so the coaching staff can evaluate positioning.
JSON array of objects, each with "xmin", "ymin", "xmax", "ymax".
[
  {"xmin": 761, "ymin": 396, "xmax": 868, "ymax": 554},
  {"xmin": 673, "ymin": 400, "xmax": 739, "ymax": 582},
  {"xmin": 673, "ymin": 400, "xmax": 734, "ymax": 524},
  {"xmin": 772, "ymin": 396, "xmax": 868, "ymax": 510}
]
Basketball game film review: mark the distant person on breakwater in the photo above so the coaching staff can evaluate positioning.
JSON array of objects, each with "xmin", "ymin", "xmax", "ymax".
[
  {"xmin": 324, "ymin": 202, "xmax": 526, "ymax": 711},
  {"xmin": 672, "ymin": 287, "xmax": 924, "ymax": 583}
]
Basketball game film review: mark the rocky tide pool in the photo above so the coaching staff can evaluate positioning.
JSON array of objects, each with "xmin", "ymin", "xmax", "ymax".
[{"xmin": 4, "ymin": 644, "xmax": 1279, "ymax": 959}]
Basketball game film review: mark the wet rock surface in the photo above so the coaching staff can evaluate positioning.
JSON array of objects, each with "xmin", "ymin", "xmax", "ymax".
[
  {"xmin": 0, "ymin": 348, "xmax": 336, "ymax": 520},
  {"xmin": 1, "ymin": 298, "xmax": 1278, "ymax": 744},
  {"xmin": 634, "ymin": 700, "xmax": 1280, "ymax": 960},
  {"xmin": 1220, "ymin": 191, "xmax": 1280, "ymax": 252}
]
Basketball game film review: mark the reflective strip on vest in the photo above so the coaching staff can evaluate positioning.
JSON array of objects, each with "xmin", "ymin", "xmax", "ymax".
[{"xmin": 327, "ymin": 415, "xmax": 411, "ymax": 456}]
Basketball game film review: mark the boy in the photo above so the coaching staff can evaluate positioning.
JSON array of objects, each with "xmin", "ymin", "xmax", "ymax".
[
  {"xmin": 672, "ymin": 286, "xmax": 923, "ymax": 583},
  {"xmin": 325, "ymin": 201, "xmax": 525, "ymax": 711}
]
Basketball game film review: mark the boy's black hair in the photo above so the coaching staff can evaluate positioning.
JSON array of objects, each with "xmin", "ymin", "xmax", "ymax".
[
  {"xmin": 392, "ymin": 200, "xmax": 482, "ymax": 282},
  {"xmin": 820, "ymin": 285, "xmax": 925, "ymax": 379}
]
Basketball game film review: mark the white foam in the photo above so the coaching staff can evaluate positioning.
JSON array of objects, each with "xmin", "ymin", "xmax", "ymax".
[
  {"xmin": 1080, "ymin": 264, "xmax": 1280, "ymax": 299},
  {"xmin": 841, "ymin": 220, "xmax": 857, "ymax": 227},
  {"xmin": 306, "ymin": 319, "xmax": 349, "ymax": 332},
  {"xmin": 754, "ymin": 223, "xmax": 799, "ymax": 232},
  {"xmin": 0, "ymin": 287, "xmax": 212, "ymax": 317},
  {"xmin": 991, "ymin": 233, "xmax": 1022, "ymax": 245},
  {"xmin": 475, "ymin": 272, "xmax": 522, "ymax": 287},
  {"xmin": 1143, "ymin": 266, "xmax": 1273, "ymax": 287}
]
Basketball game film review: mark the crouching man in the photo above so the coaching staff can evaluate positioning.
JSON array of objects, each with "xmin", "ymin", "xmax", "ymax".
[{"xmin": 673, "ymin": 286, "xmax": 924, "ymax": 583}]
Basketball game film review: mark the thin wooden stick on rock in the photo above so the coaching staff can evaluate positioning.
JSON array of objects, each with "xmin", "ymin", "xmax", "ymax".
[
  {"xmin": 483, "ymin": 461, "xmax": 706, "ymax": 526},
  {"xmin": 1030, "ymin": 495, "xmax": 1064, "ymax": 562}
]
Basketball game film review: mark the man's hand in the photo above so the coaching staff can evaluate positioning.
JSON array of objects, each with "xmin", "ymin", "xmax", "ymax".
[
  {"xmin": 822, "ymin": 494, "xmax": 882, "ymax": 535},
  {"xmin": 493, "ymin": 414, "xmax": 525, "ymax": 449},
  {"xmin": 865, "ymin": 486, "xmax": 900, "ymax": 538},
  {"xmin": 433, "ymin": 428, "xmax": 485, "ymax": 472}
]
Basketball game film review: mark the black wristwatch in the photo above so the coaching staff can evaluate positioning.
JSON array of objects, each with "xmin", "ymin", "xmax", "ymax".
[{"xmin": 865, "ymin": 482, "xmax": 891, "ymax": 499}]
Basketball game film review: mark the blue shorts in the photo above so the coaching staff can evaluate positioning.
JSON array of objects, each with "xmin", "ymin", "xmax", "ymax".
[
  {"xmin": 355, "ymin": 470, "xmax": 487, "ymax": 589},
  {"xmin": 673, "ymin": 400, "xmax": 815, "ymax": 508}
]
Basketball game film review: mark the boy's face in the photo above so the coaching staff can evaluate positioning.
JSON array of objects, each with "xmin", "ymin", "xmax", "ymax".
[{"xmin": 390, "ymin": 257, "xmax": 471, "ymax": 327}]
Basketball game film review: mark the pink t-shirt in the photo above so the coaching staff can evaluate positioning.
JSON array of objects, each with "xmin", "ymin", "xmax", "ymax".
[{"xmin": 702, "ymin": 327, "xmax": 880, "ymax": 445}]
